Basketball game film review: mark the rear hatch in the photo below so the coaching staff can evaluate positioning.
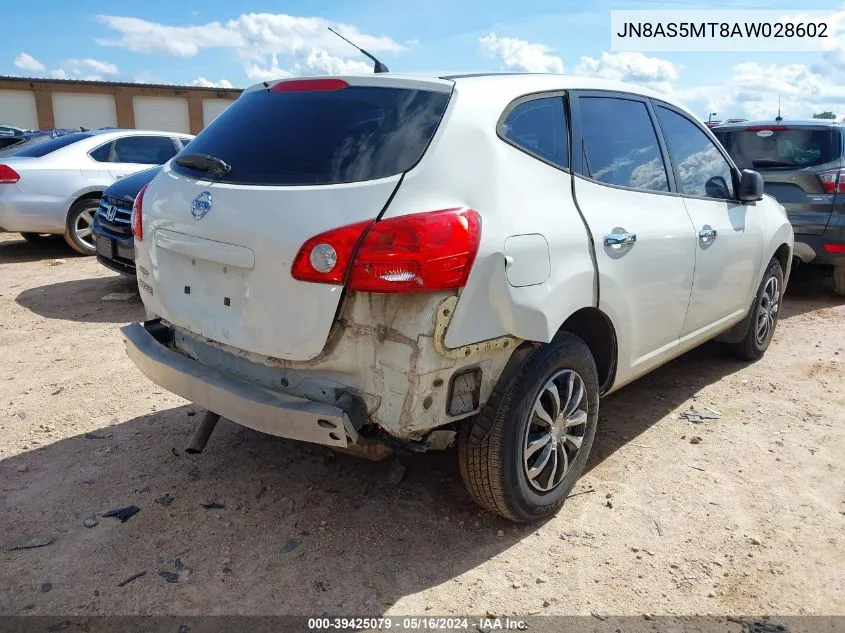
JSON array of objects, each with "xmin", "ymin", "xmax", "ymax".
[
  {"xmin": 714, "ymin": 124, "xmax": 843, "ymax": 234},
  {"xmin": 139, "ymin": 76, "xmax": 452, "ymax": 361}
]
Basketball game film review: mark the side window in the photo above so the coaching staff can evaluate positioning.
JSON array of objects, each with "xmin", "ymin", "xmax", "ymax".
[
  {"xmin": 177, "ymin": 137, "xmax": 193, "ymax": 148},
  {"xmin": 579, "ymin": 97, "xmax": 669, "ymax": 192},
  {"xmin": 112, "ymin": 136, "xmax": 178, "ymax": 165},
  {"xmin": 89, "ymin": 142, "xmax": 112, "ymax": 162},
  {"xmin": 500, "ymin": 97, "xmax": 568, "ymax": 169},
  {"xmin": 655, "ymin": 105, "xmax": 735, "ymax": 200}
]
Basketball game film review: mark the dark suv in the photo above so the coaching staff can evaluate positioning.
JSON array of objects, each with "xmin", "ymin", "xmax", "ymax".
[{"xmin": 714, "ymin": 121, "xmax": 845, "ymax": 294}]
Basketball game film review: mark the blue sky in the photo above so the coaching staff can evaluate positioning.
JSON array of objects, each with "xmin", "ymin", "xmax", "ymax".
[{"xmin": 3, "ymin": 0, "xmax": 845, "ymax": 119}]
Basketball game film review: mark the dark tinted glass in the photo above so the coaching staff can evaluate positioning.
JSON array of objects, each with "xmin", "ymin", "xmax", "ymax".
[
  {"xmin": 113, "ymin": 136, "xmax": 178, "ymax": 164},
  {"xmin": 89, "ymin": 142, "xmax": 112, "ymax": 162},
  {"xmin": 13, "ymin": 133, "xmax": 93, "ymax": 157},
  {"xmin": 656, "ymin": 106, "xmax": 735, "ymax": 199},
  {"xmin": 580, "ymin": 97, "xmax": 668, "ymax": 192},
  {"xmin": 171, "ymin": 86, "xmax": 451, "ymax": 186},
  {"xmin": 714, "ymin": 127, "xmax": 840, "ymax": 170},
  {"xmin": 500, "ymin": 97, "xmax": 568, "ymax": 168}
]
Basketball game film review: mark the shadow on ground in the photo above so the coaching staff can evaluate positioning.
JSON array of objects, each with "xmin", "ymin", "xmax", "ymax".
[
  {"xmin": 0, "ymin": 266, "xmax": 839, "ymax": 616},
  {"xmin": 0, "ymin": 236, "xmax": 82, "ymax": 264},
  {"xmin": 15, "ymin": 276, "xmax": 142, "ymax": 324}
]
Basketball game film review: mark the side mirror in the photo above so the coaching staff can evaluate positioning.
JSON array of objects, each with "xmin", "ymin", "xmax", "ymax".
[
  {"xmin": 705, "ymin": 175, "xmax": 731, "ymax": 200},
  {"xmin": 737, "ymin": 169, "xmax": 764, "ymax": 202}
]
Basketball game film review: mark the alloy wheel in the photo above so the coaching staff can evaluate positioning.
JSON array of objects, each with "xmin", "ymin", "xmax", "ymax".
[
  {"xmin": 755, "ymin": 275, "xmax": 780, "ymax": 346},
  {"xmin": 522, "ymin": 369, "xmax": 588, "ymax": 493}
]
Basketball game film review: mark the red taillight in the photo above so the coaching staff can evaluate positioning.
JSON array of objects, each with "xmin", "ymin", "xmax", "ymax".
[
  {"xmin": 0, "ymin": 165, "xmax": 20, "ymax": 184},
  {"xmin": 746, "ymin": 126, "xmax": 787, "ymax": 132},
  {"xmin": 270, "ymin": 79, "xmax": 349, "ymax": 93},
  {"xmin": 291, "ymin": 208, "xmax": 482, "ymax": 293},
  {"xmin": 131, "ymin": 183, "xmax": 149, "ymax": 241},
  {"xmin": 291, "ymin": 220, "xmax": 373, "ymax": 285},
  {"xmin": 817, "ymin": 168, "xmax": 845, "ymax": 194},
  {"xmin": 824, "ymin": 243, "xmax": 845, "ymax": 253}
]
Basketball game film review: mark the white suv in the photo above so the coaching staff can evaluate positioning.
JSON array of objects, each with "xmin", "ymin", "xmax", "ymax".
[{"xmin": 121, "ymin": 74, "xmax": 793, "ymax": 522}]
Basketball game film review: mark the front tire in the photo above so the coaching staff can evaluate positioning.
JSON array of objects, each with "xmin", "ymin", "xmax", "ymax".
[
  {"xmin": 730, "ymin": 258, "xmax": 784, "ymax": 361},
  {"xmin": 64, "ymin": 199, "xmax": 99, "ymax": 255},
  {"xmin": 458, "ymin": 333, "xmax": 600, "ymax": 522}
]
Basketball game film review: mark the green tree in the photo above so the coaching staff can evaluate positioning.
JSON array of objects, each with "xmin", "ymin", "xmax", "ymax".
[{"xmin": 813, "ymin": 111, "xmax": 837, "ymax": 120}]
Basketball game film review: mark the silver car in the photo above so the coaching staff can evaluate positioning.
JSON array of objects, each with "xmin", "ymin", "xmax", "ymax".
[{"xmin": 0, "ymin": 129, "xmax": 193, "ymax": 253}]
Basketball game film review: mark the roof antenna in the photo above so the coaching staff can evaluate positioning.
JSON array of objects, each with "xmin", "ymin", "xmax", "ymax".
[
  {"xmin": 328, "ymin": 27, "xmax": 390, "ymax": 73},
  {"xmin": 775, "ymin": 96, "xmax": 783, "ymax": 123}
]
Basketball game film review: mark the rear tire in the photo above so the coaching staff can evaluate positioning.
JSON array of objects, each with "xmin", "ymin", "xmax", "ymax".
[
  {"xmin": 833, "ymin": 266, "xmax": 845, "ymax": 297},
  {"xmin": 63, "ymin": 198, "xmax": 99, "ymax": 255},
  {"xmin": 729, "ymin": 258, "xmax": 783, "ymax": 361},
  {"xmin": 458, "ymin": 333, "xmax": 599, "ymax": 522}
]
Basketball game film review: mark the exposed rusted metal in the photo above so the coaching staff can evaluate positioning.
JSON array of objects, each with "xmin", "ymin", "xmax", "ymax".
[{"xmin": 433, "ymin": 296, "xmax": 521, "ymax": 360}]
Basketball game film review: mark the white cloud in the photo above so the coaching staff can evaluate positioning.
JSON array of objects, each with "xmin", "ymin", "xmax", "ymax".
[
  {"xmin": 191, "ymin": 77, "xmax": 235, "ymax": 88},
  {"xmin": 95, "ymin": 12, "xmax": 404, "ymax": 82},
  {"xmin": 575, "ymin": 52, "xmax": 678, "ymax": 83},
  {"xmin": 50, "ymin": 69, "xmax": 68, "ymax": 80},
  {"xmin": 95, "ymin": 16, "xmax": 243, "ymax": 57},
  {"xmin": 14, "ymin": 52, "xmax": 45, "ymax": 72},
  {"xmin": 63, "ymin": 58, "xmax": 119, "ymax": 76},
  {"xmin": 478, "ymin": 33, "xmax": 564, "ymax": 73},
  {"xmin": 678, "ymin": 60, "xmax": 845, "ymax": 120}
]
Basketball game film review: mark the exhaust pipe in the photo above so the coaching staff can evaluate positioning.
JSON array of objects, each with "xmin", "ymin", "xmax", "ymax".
[{"xmin": 185, "ymin": 411, "xmax": 220, "ymax": 454}]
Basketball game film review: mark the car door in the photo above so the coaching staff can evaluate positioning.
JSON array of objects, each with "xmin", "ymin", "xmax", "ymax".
[
  {"xmin": 102, "ymin": 135, "xmax": 180, "ymax": 180},
  {"xmin": 570, "ymin": 92, "xmax": 697, "ymax": 387},
  {"xmin": 652, "ymin": 103, "xmax": 763, "ymax": 347}
]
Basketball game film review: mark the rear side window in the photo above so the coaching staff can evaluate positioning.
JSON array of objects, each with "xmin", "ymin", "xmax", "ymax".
[
  {"xmin": 499, "ymin": 96, "xmax": 568, "ymax": 169},
  {"xmin": 715, "ymin": 127, "xmax": 840, "ymax": 170},
  {"xmin": 171, "ymin": 85, "xmax": 451, "ymax": 186},
  {"xmin": 655, "ymin": 106, "xmax": 735, "ymax": 200},
  {"xmin": 113, "ymin": 136, "xmax": 178, "ymax": 164},
  {"xmin": 579, "ymin": 97, "xmax": 669, "ymax": 192},
  {"xmin": 13, "ymin": 132, "xmax": 92, "ymax": 157}
]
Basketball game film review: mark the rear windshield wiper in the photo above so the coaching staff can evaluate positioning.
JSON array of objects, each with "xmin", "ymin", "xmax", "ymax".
[
  {"xmin": 175, "ymin": 153, "xmax": 231, "ymax": 176},
  {"xmin": 751, "ymin": 158, "xmax": 798, "ymax": 168}
]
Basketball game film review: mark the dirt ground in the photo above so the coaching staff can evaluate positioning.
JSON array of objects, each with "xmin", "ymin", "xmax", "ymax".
[{"xmin": 0, "ymin": 231, "xmax": 843, "ymax": 619}]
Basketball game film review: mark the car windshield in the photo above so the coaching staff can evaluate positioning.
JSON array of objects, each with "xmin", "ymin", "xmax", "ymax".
[
  {"xmin": 12, "ymin": 132, "xmax": 93, "ymax": 158},
  {"xmin": 714, "ymin": 127, "xmax": 840, "ymax": 170}
]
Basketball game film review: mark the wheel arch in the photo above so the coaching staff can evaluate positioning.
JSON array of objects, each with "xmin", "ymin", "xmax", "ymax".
[
  {"xmin": 67, "ymin": 189, "xmax": 104, "ymax": 213},
  {"xmin": 556, "ymin": 307, "xmax": 618, "ymax": 394}
]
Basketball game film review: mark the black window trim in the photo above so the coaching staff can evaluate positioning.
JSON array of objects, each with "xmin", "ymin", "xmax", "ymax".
[
  {"xmin": 569, "ymin": 89, "xmax": 678, "ymax": 197},
  {"xmin": 496, "ymin": 90, "xmax": 572, "ymax": 174},
  {"xmin": 87, "ymin": 133, "xmax": 179, "ymax": 164},
  {"xmin": 649, "ymin": 99, "xmax": 743, "ymax": 205}
]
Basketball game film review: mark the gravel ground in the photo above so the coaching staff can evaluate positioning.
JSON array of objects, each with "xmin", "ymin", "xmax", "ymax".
[{"xmin": 0, "ymin": 232, "xmax": 843, "ymax": 618}]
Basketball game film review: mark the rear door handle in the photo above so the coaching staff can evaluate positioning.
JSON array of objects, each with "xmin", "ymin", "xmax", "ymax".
[
  {"xmin": 603, "ymin": 232, "xmax": 637, "ymax": 248},
  {"xmin": 699, "ymin": 226, "xmax": 718, "ymax": 243}
]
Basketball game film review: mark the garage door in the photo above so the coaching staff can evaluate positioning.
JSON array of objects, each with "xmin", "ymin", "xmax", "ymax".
[
  {"xmin": 202, "ymin": 99, "xmax": 234, "ymax": 127},
  {"xmin": 53, "ymin": 93, "xmax": 117, "ymax": 130},
  {"xmin": 0, "ymin": 90, "xmax": 38, "ymax": 129},
  {"xmin": 133, "ymin": 96, "xmax": 189, "ymax": 133}
]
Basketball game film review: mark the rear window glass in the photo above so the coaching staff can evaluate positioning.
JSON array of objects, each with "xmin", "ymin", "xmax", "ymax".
[
  {"xmin": 171, "ymin": 85, "xmax": 451, "ymax": 186},
  {"xmin": 12, "ymin": 133, "xmax": 93, "ymax": 158},
  {"xmin": 715, "ymin": 127, "xmax": 840, "ymax": 169}
]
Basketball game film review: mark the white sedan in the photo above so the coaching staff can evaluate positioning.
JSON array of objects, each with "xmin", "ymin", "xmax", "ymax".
[{"xmin": 0, "ymin": 129, "xmax": 192, "ymax": 253}]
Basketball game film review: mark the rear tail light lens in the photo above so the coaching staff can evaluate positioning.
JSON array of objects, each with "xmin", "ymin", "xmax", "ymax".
[
  {"xmin": 824, "ymin": 243, "xmax": 845, "ymax": 254},
  {"xmin": 291, "ymin": 208, "xmax": 481, "ymax": 293},
  {"xmin": 817, "ymin": 168, "xmax": 845, "ymax": 194},
  {"xmin": 131, "ymin": 183, "xmax": 150, "ymax": 241},
  {"xmin": 291, "ymin": 220, "xmax": 373, "ymax": 285},
  {"xmin": 0, "ymin": 165, "xmax": 20, "ymax": 184}
]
